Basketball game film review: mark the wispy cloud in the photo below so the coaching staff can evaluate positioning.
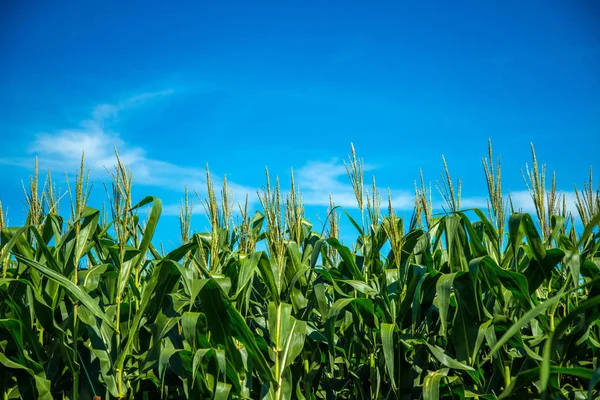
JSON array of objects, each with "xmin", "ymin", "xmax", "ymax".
[
  {"xmin": 293, "ymin": 159, "xmax": 415, "ymax": 210},
  {"xmin": 1, "ymin": 90, "xmax": 258, "ymax": 203},
  {"xmin": 3, "ymin": 90, "xmax": 170, "ymax": 172},
  {"xmin": 3, "ymin": 90, "xmax": 583, "ymax": 223},
  {"xmin": 91, "ymin": 90, "xmax": 174, "ymax": 122},
  {"xmin": 507, "ymin": 190, "xmax": 580, "ymax": 216},
  {"xmin": 455, "ymin": 196, "xmax": 489, "ymax": 210}
]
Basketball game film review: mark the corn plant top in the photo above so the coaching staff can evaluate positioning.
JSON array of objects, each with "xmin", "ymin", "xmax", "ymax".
[{"xmin": 0, "ymin": 144, "xmax": 599, "ymax": 399}]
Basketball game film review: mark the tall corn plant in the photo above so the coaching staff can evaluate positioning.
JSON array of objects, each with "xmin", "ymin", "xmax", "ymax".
[{"xmin": 0, "ymin": 142, "xmax": 598, "ymax": 400}]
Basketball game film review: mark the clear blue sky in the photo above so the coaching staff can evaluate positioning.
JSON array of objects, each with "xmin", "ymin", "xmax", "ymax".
[{"xmin": 0, "ymin": 1, "xmax": 598, "ymax": 244}]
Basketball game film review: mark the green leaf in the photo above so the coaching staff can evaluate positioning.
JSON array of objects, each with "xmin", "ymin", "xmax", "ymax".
[
  {"xmin": 509, "ymin": 213, "xmax": 545, "ymax": 262},
  {"xmin": 200, "ymin": 279, "xmax": 276, "ymax": 384},
  {"xmin": 381, "ymin": 323, "xmax": 397, "ymax": 392},
  {"xmin": 423, "ymin": 369, "xmax": 448, "ymax": 400},
  {"xmin": 326, "ymin": 238, "xmax": 364, "ymax": 281},
  {"xmin": 115, "ymin": 258, "xmax": 181, "ymax": 374},
  {"xmin": 540, "ymin": 295, "xmax": 600, "ymax": 392},
  {"xmin": 488, "ymin": 285, "xmax": 575, "ymax": 360},
  {"xmin": 436, "ymin": 272, "xmax": 462, "ymax": 337},
  {"xmin": 74, "ymin": 207, "xmax": 100, "ymax": 264},
  {"xmin": 424, "ymin": 342, "xmax": 476, "ymax": 372},
  {"xmin": 117, "ymin": 196, "xmax": 161, "ymax": 299},
  {"xmin": 14, "ymin": 254, "xmax": 115, "ymax": 330},
  {"xmin": 470, "ymin": 256, "xmax": 530, "ymax": 309}
]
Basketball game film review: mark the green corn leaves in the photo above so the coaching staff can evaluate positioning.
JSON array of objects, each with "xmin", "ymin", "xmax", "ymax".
[
  {"xmin": 0, "ymin": 154, "xmax": 598, "ymax": 399},
  {"xmin": 265, "ymin": 302, "xmax": 306, "ymax": 400}
]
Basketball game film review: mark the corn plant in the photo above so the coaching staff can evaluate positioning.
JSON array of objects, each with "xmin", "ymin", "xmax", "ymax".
[{"xmin": 0, "ymin": 144, "xmax": 598, "ymax": 400}]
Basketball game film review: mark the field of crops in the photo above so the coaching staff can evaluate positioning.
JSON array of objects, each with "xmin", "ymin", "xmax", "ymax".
[{"xmin": 0, "ymin": 144, "xmax": 599, "ymax": 399}]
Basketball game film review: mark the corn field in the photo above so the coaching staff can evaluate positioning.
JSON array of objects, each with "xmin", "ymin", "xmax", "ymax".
[{"xmin": 0, "ymin": 143, "xmax": 599, "ymax": 399}]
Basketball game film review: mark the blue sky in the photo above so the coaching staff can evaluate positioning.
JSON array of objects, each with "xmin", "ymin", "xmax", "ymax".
[{"xmin": 0, "ymin": 1, "xmax": 599, "ymax": 245}]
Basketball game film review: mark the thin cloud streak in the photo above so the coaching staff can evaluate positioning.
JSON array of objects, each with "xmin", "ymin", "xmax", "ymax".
[
  {"xmin": 1, "ymin": 91, "xmax": 584, "ymax": 222},
  {"xmin": 0, "ymin": 90, "xmax": 259, "ymax": 207}
]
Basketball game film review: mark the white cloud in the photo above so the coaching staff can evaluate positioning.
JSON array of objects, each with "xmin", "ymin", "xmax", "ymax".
[
  {"xmin": 292, "ymin": 160, "xmax": 493, "ymax": 214},
  {"xmin": 508, "ymin": 190, "xmax": 580, "ymax": 216},
  {"xmin": 5, "ymin": 90, "xmax": 174, "ymax": 176},
  {"xmin": 10, "ymin": 90, "xmax": 584, "ymax": 224},
  {"xmin": 28, "ymin": 124, "xmax": 141, "ymax": 172},
  {"xmin": 507, "ymin": 190, "xmax": 536, "ymax": 213},
  {"xmin": 295, "ymin": 160, "xmax": 356, "ymax": 208},
  {"xmin": 3, "ymin": 90, "xmax": 418, "ymax": 220},
  {"xmin": 293, "ymin": 159, "xmax": 415, "ymax": 210},
  {"xmin": 456, "ymin": 196, "xmax": 489, "ymax": 210},
  {"xmin": 161, "ymin": 203, "xmax": 188, "ymax": 217},
  {"xmin": 160, "ymin": 159, "xmax": 417, "ymax": 221},
  {"xmin": 1, "ymin": 90, "xmax": 260, "ymax": 211}
]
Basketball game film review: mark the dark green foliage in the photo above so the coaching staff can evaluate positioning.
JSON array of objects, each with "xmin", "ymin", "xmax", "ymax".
[{"xmin": 0, "ymin": 149, "xmax": 599, "ymax": 399}]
